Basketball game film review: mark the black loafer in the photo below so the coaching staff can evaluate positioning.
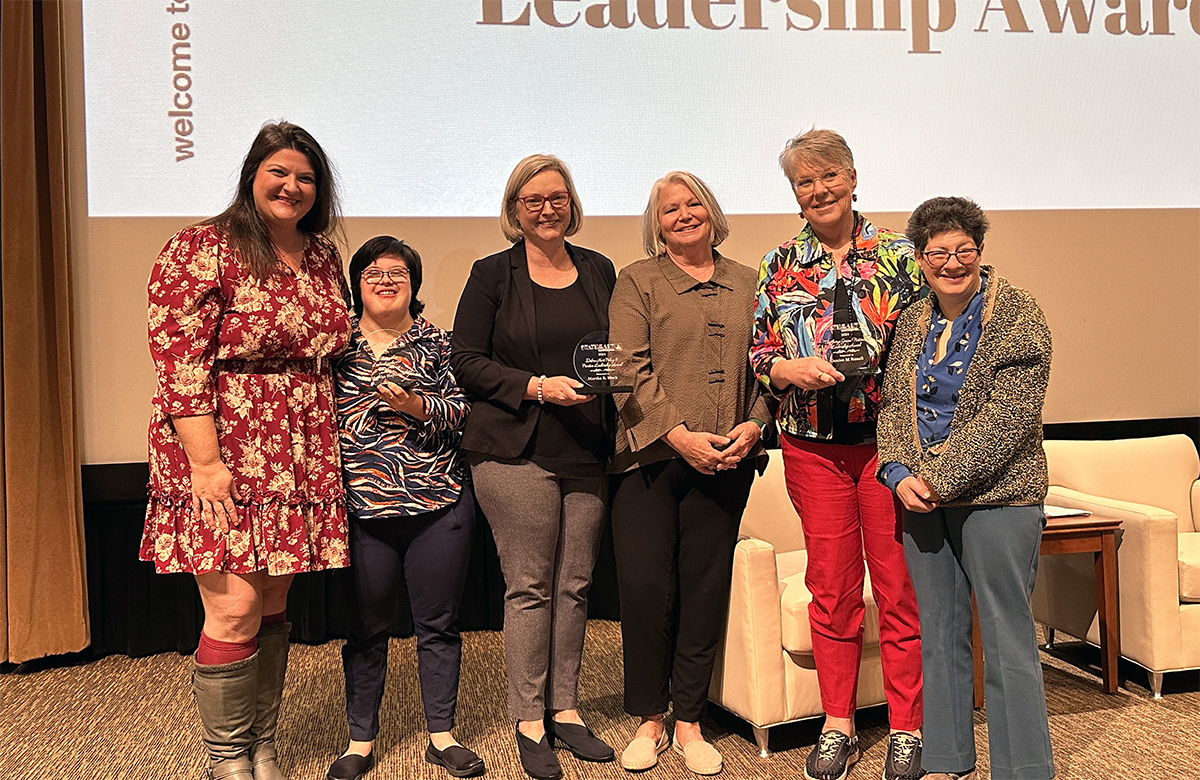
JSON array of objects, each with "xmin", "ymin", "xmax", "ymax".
[
  {"xmin": 426, "ymin": 742, "xmax": 486, "ymax": 777},
  {"xmin": 548, "ymin": 720, "xmax": 615, "ymax": 762},
  {"xmin": 326, "ymin": 752, "xmax": 375, "ymax": 780},
  {"xmin": 515, "ymin": 725, "xmax": 562, "ymax": 780}
]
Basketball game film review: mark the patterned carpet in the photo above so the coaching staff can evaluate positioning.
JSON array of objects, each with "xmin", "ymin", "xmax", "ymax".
[{"xmin": 1, "ymin": 620, "xmax": 1196, "ymax": 779}]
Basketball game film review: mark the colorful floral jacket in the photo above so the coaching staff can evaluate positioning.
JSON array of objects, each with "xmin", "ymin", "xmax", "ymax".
[{"xmin": 750, "ymin": 213, "xmax": 922, "ymax": 439}]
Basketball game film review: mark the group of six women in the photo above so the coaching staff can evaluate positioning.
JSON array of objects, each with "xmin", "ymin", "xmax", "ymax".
[{"xmin": 143, "ymin": 122, "xmax": 1056, "ymax": 780}]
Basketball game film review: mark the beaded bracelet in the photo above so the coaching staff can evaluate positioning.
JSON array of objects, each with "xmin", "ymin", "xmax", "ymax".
[{"xmin": 537, "ymin": 375, "xmax": 546, "ymax": 405}]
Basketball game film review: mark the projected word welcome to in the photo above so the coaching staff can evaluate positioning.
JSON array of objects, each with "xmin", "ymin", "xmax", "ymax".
[
  {"xmin": 167, "ymin": 2, "xmax": 194, "ymax": 162},
  {"xmin": 480, "ymin": 0, "xmax": 1200, "ymax": 54}
]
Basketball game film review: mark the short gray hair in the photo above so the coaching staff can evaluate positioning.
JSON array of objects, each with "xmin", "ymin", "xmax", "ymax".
[
  {"xmin": 499, "ymin": 154, "xmax": 584, "ymax": 244},
  {"xmin": 779, "ymin": 128, "xmax": 855, "ymax": 186},
  {"xmin": 640, "ymin": 171, "xmax": 730, "ymax": 257}
]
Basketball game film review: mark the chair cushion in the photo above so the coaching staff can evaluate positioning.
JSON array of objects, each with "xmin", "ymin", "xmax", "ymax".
[
  {"xmin": 1179, "ymin": 533, "xmax": 1200, "ymax": 602},
  {"xmin": 778, "ymin": 552, "xmax": 880, "ymax": 654}
]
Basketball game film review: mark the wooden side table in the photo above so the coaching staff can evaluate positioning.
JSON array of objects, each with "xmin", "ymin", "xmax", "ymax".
[{"xmin": 973, "ymin": 513, "xmax": 1122, "ymax": 707}]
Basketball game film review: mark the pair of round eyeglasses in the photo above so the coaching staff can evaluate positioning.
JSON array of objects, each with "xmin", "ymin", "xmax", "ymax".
[
  {"xmin": 922, "ymin": 247, "xmax": 981, "ymax": 267},
  {"xmin": 792, "ymin": 168, "xmax": 846, "ymax": 195},
  {"xmin": 517, "ymin": 191, "xmax": 570, "ymax": 212},
  {"xmin": 362, "ymin": 268, "xmax": 410, "ymax": 284}
]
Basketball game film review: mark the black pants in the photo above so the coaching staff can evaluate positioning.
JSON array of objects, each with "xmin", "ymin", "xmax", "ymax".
[
  {"xmin": 342, "ymin": 491, "xmax": 474, "ymax": 740},
  {"xmin": 611, "ymin": 458, "xmax": 755, "ymax": 722}
]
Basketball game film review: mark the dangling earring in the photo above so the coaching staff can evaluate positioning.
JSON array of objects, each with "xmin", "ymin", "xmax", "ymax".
[{"xmin": 852, "ymin": 193, "xmax": 858, "ymax": 202}]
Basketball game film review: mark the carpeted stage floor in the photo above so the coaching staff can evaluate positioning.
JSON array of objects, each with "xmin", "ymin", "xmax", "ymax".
[{"xmin": 2, "ymin": 621, "xmax": 1196, "ymax": 779}]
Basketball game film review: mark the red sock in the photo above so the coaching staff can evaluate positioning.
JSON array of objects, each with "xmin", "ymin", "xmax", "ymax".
[
  {"xmin": 261, "ymin": 611, "xmax": 287, "ymax": 627},
  {"xmin": 196, "ymin": 631, "xmax": 258, "ymax": 665}
]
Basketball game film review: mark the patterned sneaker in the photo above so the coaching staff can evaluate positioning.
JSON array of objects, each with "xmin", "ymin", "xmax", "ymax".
[
  {"xmin": 882, "ymin": 732, "xmax": 924, "ymax": 780},
  {"xmin": 804, "ymin": 730, "xmax": 861, "ymax": 780}
]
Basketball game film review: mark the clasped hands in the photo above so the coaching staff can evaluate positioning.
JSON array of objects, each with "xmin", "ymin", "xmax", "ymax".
[{"xmin": 666, "ymin": 421, "xmax": 761, "ymax": 476}]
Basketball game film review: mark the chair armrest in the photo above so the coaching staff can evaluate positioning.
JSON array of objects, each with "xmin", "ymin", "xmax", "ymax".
[
  {"xmin": 709, "ymin": 537, "xmax": 788, "ymax": 727},
  {"xmin": 1047, "ymin": 486, "xmax": 1177, "ymax": 524},
  {"xmin": 1044, "ymin": 486, "xmax": 1185, "ymax": 670},
  {"xmin": 1191, "ymin": 480, "xmax": 1200, "ymax": 533}
]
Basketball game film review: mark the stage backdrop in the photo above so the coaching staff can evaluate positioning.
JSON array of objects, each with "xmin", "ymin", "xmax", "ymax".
[
  {"xmin": 58, "ymin": 2, "xmax": 1198, "ymax": 657},
  {"xmin": 66, "ymin": 2, "xmax": 1199, "ymax": 464}
]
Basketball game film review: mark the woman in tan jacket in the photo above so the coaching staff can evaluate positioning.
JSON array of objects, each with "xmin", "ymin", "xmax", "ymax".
[{"xmin": 608, "ymin": 171, "xmax": 772, "ymax": 776}]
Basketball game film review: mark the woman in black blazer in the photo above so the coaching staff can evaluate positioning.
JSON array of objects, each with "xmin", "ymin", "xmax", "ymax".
[{"xmin": 451, "ymin": 154, "xmax": 616, "ymax": 780}]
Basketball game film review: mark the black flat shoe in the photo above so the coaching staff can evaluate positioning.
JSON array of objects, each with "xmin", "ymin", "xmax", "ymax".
[
  {"xmin": 426, "ymin": 741, "xmax": 487, "ymax": 777},
  {"xmin": 326, "ymin": 752, "xmax": 375, "ymax": 780},
  {"xmin": 548, "ymin": 720, "xmax": 615, "ymax": 762},
  {"xmin": 515, "ymin": 725, "xmax": 562, "ymax": 780}
]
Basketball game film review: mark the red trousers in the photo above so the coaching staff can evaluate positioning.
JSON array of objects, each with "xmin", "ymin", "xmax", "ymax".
[{"xmin": 782, "ymin": 435, "xmax": 923, "ymax": 730}]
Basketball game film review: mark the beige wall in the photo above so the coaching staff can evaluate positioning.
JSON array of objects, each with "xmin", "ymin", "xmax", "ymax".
[
  {"xmin": 72, "ymin": 209, "xmax": 1200, "ymax": 464},
  {"xmin": 61, "ymin": 8, "xmax": 1199, "ymax": 466}
]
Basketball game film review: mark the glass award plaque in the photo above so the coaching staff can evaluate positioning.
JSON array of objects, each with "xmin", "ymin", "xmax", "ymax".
[
  {"xmin": 821, "ymin": 322, "xmax": 874, "ymax": 378},
  {"xmin": 572, "ymin": 331, "xmax": 632, "ymax": 394}
]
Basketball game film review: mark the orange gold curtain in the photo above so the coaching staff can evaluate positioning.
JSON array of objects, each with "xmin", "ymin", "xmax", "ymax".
[{"xmin": 0, "ymin": 0, "xmax": 88, "ymax": 663}]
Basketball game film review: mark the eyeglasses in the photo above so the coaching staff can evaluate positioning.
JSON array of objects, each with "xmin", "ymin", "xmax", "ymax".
[
  {"xmin": 362, "ymin": 268, "xmax": 410, "ymax": 284},
  {"xmin": 921, "ymin": 247, "xmax": 981, "ymax": 267},
  {"xmin": 792, "ymin": 168, "xmax": 846, "ymax": 195},
  {"xmin": 516, "ymin": 191, "xmax": 570, "ymax": 212}
]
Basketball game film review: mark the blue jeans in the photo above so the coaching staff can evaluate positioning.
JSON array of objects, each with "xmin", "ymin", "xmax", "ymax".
[{"xmin": 903, "ymin": 503, "xmax": 1055, "ymax": 780}]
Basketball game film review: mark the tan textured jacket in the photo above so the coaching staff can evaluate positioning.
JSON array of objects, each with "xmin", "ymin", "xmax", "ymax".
[
  {"xmin": 876, "ymin": 269, "xmax": 1052, "ymax": 506},
  {"xmin": 609, "ymin": 252, "xmax": 772, "ymax": 473}
]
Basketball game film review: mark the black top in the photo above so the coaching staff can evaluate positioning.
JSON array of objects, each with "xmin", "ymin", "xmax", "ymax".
[
  {"xmin": 450, "ymin": 241, "xmax": 617, "ymax": 465},
  {"xmin": 528, "ymin": 280, "xmax": 606, "ymax": 475}
]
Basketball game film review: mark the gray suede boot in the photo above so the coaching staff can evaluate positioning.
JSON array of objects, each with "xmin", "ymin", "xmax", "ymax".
[
  {"xmin": 192, "ymin": 652, "xmax": 259, "ymax": 780},
  {"xmin": 249, "ymin": 621, "xmax": 292, "ymax": 780}
]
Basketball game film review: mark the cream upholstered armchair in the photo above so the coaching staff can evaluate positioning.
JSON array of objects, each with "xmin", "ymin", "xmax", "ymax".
[
  {"xmin": 1031, "ymin": 435, "xmax": 1200, "ymax": 696},
  {"xmin": 709, "ymin": 454, "xmax": 887, "ymax": 755}
]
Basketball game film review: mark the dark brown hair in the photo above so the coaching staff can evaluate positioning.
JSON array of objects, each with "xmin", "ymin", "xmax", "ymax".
[
  {"xmin": 906, "ymin": 196, "xmax": 990, "ymax": 252},
  {"xmin": 348, "ymin": 236, "xmax": 425, "ymax": 320},
  {"xmin": 202, "ymin": 121, "xmax": 341, "ymax": 279}
]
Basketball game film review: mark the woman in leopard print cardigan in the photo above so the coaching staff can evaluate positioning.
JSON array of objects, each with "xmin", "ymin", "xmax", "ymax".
[{"xmin": 876, "ymin": 197, "xmax": 1055, "ymax": 780}]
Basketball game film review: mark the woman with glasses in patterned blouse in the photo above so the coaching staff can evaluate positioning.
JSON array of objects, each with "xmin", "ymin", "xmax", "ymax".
[
  {"xmin": 326, "ymin": 237, "xmax": 480, "ymax": 780},
  {"xmin": 750, "ymin": 129, "xmax": 925, "ymax": 780}
]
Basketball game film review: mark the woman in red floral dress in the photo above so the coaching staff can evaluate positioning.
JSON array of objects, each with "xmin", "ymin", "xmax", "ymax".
[{"xmin": 140, "ymin": 122, "xmax": 351, "ymax": 780}]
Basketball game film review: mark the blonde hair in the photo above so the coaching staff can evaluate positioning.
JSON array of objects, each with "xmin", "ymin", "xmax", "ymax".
[
  {"xmin": 640, "ymin": 171, "xmax": 730, "ymax": 257},
  {"xmin": 778, "ymin": 128, "xmax": 855, "ymax": 186},
  {"xmin": 499, "ymin": 154, "xmax": 584, "ymax": 243}
]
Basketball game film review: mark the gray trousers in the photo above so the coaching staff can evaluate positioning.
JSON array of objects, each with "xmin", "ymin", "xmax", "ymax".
[
  {"xmin": 471, "ymin": 457, "xmax": 606, "ymax": 721},
  {"xmin": 903, "ymin": 503, "xmax": 1055, "ymax": 780}
]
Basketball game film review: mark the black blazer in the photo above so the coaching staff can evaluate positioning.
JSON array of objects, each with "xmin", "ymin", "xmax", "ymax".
[{"xmin": 450, "ymin": 241, "xmax": 617, "ymax": 460}]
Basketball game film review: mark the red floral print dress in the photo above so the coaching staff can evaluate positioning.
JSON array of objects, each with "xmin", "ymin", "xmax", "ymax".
[{"xmin": 140, "ymin": 224, "xmax": 352, "ymax": 575}]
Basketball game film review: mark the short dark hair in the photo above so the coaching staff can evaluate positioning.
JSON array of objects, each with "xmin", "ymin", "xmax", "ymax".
[
  {"xmin": 203, "ymin": 121, "xmax": 342, "ymax": 279},
  {"xmin": 906, "ymin": 196, "xmax": 990, "ymax": 252},
  {"xmin": 348, "ymin": 236, "xmax": 425, "ymax": 320}
]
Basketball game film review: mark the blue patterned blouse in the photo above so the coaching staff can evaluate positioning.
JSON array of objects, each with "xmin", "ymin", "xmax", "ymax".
[
  {"xmin": 880, "ymin": 274, "xmax": 987, "ymax": 491},
  {"xmin": 334, "ymin": 317, "xmax": 470, "ymax": 520}
]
